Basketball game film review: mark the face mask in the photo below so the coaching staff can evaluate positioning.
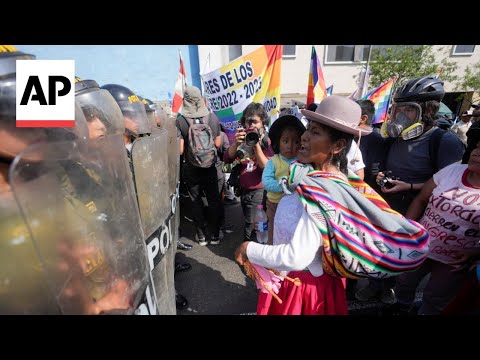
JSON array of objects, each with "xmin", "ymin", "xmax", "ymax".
[{"xmin": 385, "ymin": 112, "xmax": 414, "ymax": 138}]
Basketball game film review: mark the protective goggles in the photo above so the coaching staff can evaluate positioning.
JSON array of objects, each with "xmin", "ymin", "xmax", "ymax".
[
  {"xmin": 390, "ymin": 102, "xmax": 422, "ymax": 124},
  {"xmin": 380, "ymin": 102, "xmax": 423, "ymax": 140}
]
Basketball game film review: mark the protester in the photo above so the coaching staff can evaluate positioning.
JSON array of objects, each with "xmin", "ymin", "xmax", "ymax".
[
  {"xmin": 224, "ymin": 103, "xmax": 274, "ymax": 243},
  {"xmin": 234, "ymin": 96, "xmax": 370, "ymax": 315},
  {"xmin": 391, "ymin": 125, "xmax": 480, "ymax": 315},
  {"xmin": 176, "ymin": 86, "xmax": 222, "ymax": 246},
  {"xmin": 356, "ymin": 76, "xmax": 465, "ymax": 305}
]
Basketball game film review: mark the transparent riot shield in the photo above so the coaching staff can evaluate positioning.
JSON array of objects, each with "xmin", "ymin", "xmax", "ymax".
[
  {"xmin": 10, "ymin": 137, "xmax": 151, "ymax": 315},
  {"xmin": 131, "ymin": 129, "xmax": 176, "ymax": 314},
  {"xmin": 0, "ymin": 185, "xmax": 59, "ymax": 314},
  {"xmin": 75, "ymin": 80, "xmax": 125, "ymax": 136}
]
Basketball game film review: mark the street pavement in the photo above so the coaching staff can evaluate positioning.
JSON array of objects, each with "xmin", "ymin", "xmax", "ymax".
[{"xmin": 175, "ymin": 195, "xmax": 425, "ymax": 315}]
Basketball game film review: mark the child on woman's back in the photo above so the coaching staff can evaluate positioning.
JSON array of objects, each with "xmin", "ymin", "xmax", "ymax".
[{"xmin": 262, "ymin": 115, "xmax": 305, "ymax": 244}]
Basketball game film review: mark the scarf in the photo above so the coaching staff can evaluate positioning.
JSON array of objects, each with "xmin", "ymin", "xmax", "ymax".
[{"xmin": 287, "ymin": 162, "xmax": 430, "ymax": 279}]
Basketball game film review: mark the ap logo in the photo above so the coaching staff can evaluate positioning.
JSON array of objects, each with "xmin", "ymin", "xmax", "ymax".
[{"xmin": 16, "ymin": 60, "xmax": 75, "ymax": 127}]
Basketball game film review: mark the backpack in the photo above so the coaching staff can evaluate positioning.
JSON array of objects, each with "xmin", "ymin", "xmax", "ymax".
[{"xmin": 182, "ymin": 115, "xmax": 217, "ymax": 168}]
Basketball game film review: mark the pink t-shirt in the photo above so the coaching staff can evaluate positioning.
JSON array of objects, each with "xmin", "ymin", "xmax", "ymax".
[{"xmin": 420, "ymin": 163, "xmax": 480, "ymax": 264}]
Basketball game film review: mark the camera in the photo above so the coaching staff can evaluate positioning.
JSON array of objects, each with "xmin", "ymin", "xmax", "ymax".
[
  {"xmin": 235, "ymin": 124, "xmax": 260, "ymax": 159},
  {"xmin": 236, "ymin": 143, "xmax": 255, "ymax": 159},
  {"xmin": 244, "ymin": 127, "xmax": 260, "ymax": 146},
  {"xmin": 379, "ymin": 170, "xmax": 399, "ymax": 189}
]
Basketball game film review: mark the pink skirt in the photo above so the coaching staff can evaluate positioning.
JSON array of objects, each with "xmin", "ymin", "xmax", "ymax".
[{"xmin": 256, "ymin": 270, "xmax": 348, "ymax": 315}]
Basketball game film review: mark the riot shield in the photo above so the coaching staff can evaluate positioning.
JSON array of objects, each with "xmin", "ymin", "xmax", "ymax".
[
  {"xmin": 0, "ymin": 184, "xmax": 59, "ymax": 314},
  {"xmin": 75, "ymin": 80, "xmax": 125, "ymax": 136},
  {"xmin": 10, "ymin": 137, "xmax": 151, "ymax": 315},
  {"xmin": 131, "ymin": 129, "xmax": 177, "ymax": 314}
]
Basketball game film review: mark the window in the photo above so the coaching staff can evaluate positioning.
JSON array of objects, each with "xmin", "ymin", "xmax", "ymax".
[
  {"xmin": 325, "ymin": 45, "xmax": 421, "ymax": 63},
  {"xmin": 452, "ymin": 45, "xmax": 475, "ymax": 55},
  {"xmin": 283, "ymin": 45, "xmax": 296, "ymax": 58},
  {"xmin": 229, "ymin": 45, "xmax": 242, "ymax": 62}
]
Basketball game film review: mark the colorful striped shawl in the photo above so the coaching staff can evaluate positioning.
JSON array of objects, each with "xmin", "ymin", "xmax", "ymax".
[{"xmin": 288, "ymin": 162, "xmax": 430, "ymax": 279}]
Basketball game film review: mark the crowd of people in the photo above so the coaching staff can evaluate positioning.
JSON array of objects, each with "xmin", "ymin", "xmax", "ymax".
[{"xmin": 2, "ymin": 44, "xmax": 479, "ymax": 315}]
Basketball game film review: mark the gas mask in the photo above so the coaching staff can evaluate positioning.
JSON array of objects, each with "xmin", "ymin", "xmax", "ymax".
[{"xmin": 381, "ymin": 102, "xmax": 423, "ymax": 140}]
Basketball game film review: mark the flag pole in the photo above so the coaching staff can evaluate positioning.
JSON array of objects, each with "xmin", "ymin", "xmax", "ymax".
[{"xmin": 359, "ymin": 45, "xmax": 373, "ymax": 99}]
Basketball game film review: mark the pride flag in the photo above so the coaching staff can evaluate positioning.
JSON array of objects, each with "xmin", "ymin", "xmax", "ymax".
[
  {"xmin": 326, "ymin": 85, "xmax": 333, "ymax": 96},
  {"xmin": 306, "ymin": 46, "xmax": 327, "ymax": 107},
  {"xmin": 201, "ymin": 45, "xmax": 283, "ymax": 144},
  {"xmin": 362, "ymin": 78, "xmax": 395, "ymax": 124}
]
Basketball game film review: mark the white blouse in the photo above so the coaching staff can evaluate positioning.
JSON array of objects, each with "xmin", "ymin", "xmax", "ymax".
[{"xmin": 246, "ymin": 193, "xmax": 324, "ymax": 276}]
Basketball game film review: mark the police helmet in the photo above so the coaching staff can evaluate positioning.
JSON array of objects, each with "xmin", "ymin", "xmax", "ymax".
[
  {"xmin": 75, "ymin": 77, "xmax": 125, "ymax": 136},
  {"xmin": 0, "ymin": 51, "xmax": 35, "ymax": 118},
  {"xmin": 144, "ymin": 98, "xmax": 157, "ymax": 112},
  {"xmin": 101, "ymin": 84, "xmax": 151, "ymax": 135},
  {"xmin": 393, "ymin": 76, "xmax": 445, "ymax": 103},
  {"xmin": 138, "ymin": 95, "xmax": 154, "ymax": 113},
  {"xmin": 101, "ymin": 84, "xmax": 140, "ymax": 114}
]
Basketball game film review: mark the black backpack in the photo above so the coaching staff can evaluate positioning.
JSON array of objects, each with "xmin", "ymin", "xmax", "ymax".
[{"xmin": 182, "ymin": 115, "xmax": 217, "ymax": 168}]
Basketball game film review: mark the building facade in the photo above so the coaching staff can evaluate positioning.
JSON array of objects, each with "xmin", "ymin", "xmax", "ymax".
[{"xmin": 198, "ymin": 45, "xmax": 480, "ymax": 112}]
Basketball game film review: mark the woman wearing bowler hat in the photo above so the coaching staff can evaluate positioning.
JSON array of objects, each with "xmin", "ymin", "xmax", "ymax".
[
  {"xmin": 234, "ymin": 95, "xmax": 429, "ymax": 315},
  {"xmin": 234, "ymin": 96, "xmax": 372, "ymax": 315}
]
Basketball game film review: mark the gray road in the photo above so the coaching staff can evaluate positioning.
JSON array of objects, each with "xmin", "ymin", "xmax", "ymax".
[
  {"xmin": 175, "ymin": 198, "xmax": 258, "ymax": 315},
  {"xmin": 174, "ymin": 196, "xmax": 424, "ymax": 315}
]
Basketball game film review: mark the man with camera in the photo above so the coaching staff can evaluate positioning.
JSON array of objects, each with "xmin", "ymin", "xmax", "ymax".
[
  {"xmin": 355, "ymin": 77, "xmax": 465, "ymax": 306},
  {"xmin": 224, "ymin": 103, "xmax": 274, "ymax": 243}
]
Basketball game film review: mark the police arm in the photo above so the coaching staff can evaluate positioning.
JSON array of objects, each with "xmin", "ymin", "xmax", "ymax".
[{"xmin": 405, "ymin": 177, "xmax": 436, "ymax": 220}]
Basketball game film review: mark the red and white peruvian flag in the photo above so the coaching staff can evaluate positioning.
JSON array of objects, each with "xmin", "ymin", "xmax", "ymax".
[{"xmin": 171, "ymin": 51, "xmax": 187, "ymax": 114}]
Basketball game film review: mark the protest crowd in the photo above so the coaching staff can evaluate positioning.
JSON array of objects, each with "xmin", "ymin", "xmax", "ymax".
[{"xmin": 1, "ymin": 44, "xmax": 479, "ymax": 315}]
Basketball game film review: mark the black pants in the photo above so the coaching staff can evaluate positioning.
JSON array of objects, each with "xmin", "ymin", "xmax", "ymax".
[
  {"xmin": 240, "ymin": 188, "xmax": 264, "ymax": 241},
  {"xmin": 184, "ymin": 164, "xmax": 221, "ymax": 238},
  {"xmin": 216, "ymin": 162, "xmax": 225, "ymax": 229}
]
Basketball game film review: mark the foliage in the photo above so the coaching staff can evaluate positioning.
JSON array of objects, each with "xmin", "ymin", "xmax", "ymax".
[
  {"xmin": 454, "ymin": 62, "xmax": 480, "ymax": 104},
  {"xmin": 359, "ymin": 45, "xmax": 459, "ymax": 94}
]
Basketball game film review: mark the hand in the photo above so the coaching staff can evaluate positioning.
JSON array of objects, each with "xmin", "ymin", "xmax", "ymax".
[
  {"xmin": 376, "ymin": 171, "xmax": 385, "ymax": 186},
  {"xmin": 380, "ymin": 179, "xmax": 410, "ymax": 194},
  {"xmin": 235, "ymin": 127, "xmax": 246, "ymax": 146},
  {"xmin": 234, "ymin": 241, "xmax": 250, "ymax": 266},
  {"xmin": 279, "ymin": 176, "xmax": 292, "ymax": 195}
]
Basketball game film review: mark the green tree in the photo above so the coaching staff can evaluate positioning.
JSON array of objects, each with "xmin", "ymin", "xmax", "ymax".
[
  {"xmin": 454, "ymin": 61, "xmax": 480, "ymax": 104},
  {"xmin": 360, "ymin": 45, "xmax": 458, "ymax": 93}
]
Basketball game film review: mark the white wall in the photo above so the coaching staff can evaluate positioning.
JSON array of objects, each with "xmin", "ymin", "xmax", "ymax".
[
  {"xmin": 198, "ymin": 45, "xmax": 480, "ymax": 96},
  {"xmin": 198, "ymin": 45, "xmax": 227, "ymax": 75}
]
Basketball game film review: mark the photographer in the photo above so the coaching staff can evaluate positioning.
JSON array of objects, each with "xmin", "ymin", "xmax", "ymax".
[
  {"xmin": 355, "ymin": 77, "xmax": 465, "ymax": 305},
  {"xmin": 224, "ymin": 103, "xmax": 274, "ymax": 242}
]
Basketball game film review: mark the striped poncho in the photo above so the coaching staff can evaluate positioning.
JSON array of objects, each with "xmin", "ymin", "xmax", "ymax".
[{"xmin": 287, "ymin": 162, "xmax": 430, "ymax": 279}]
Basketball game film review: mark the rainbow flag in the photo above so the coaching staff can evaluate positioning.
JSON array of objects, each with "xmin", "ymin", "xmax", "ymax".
[
  {"xmin": 306, "ymin": 46, "xmax": 327, "ymax": 107},
  {"xmin": 326, "ymin": 85, "xmax": 333, "ymax": 96},
  {"xmin": 201, "ymin": 45, "xmax": 283, "ymax": 144},
  {"xmin": 362, "ymin": 78, "xmax": 395, "ymax": 124}
]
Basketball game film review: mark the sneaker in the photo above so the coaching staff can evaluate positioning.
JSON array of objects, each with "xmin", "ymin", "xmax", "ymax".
[
  {"xmin": 379, "ymin": 288, "xmax": 397, "ymax": 305},
  {"xmin": 210, "ymin": 235, "xmax": 220, "ymax": 245},
  {"xmin": 195, "ymin": 228, "xmax": 207, "ymax": 246},
  {"xmin": 355, "ymin": 285, "xmax": 379, "ymax": 302}
]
